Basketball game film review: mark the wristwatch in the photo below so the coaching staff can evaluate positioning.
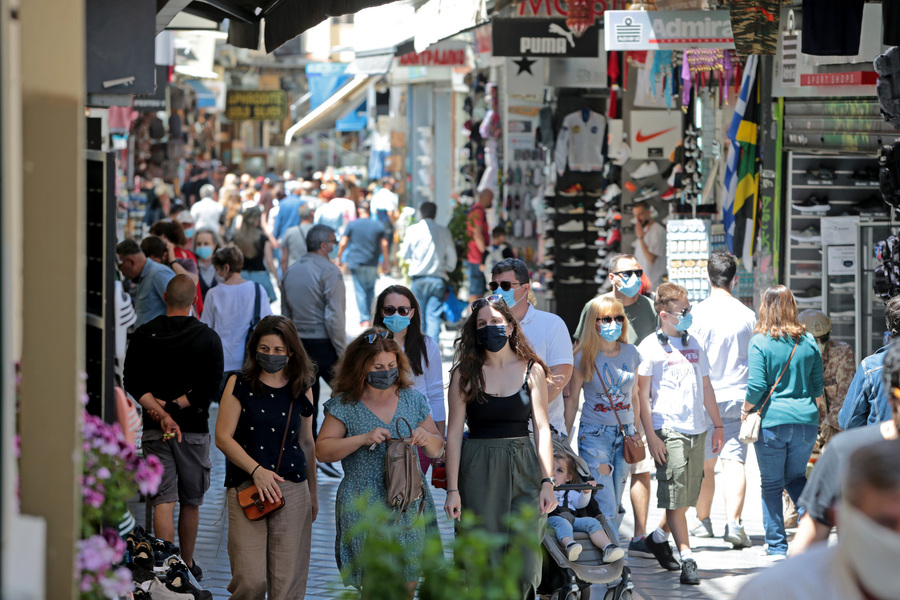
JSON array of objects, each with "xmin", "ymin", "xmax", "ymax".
[
  {"xmin": 541, "ymin": 477, "xmax": 554, "ymax": 486},
  {"xmin": 165, "ymin": 400, "xmax": 182, "ymax": 414}
]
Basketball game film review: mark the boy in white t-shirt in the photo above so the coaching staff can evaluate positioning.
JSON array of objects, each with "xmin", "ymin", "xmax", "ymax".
[{"xmin": 635, "ymin": 283, "xmax": 724, "ymax": 586}]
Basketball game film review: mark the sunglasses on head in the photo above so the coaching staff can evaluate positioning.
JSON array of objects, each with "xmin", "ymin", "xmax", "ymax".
[
  {"xmin": 471, "ymin": 294, "xmax": 505, "ymax": 311},
  {"xmin": 612, "ymin": 269, "xmax": 643, "ymax": 279},
  {"xmin": 382, "ymin": 305, "xmax": 412, "ymax": 317},
  {"xmin": 489, "ymin": 281, "xmax": 523, "ymax": 292},
  {"xmin": 596, "ymin": 315, "xmax": 626, "ymax": 325},
  {"xmin": 365, "ymin": 330, "xmax": 390, "ymax": 344}
]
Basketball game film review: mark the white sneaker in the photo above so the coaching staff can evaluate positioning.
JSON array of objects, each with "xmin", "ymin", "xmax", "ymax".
[
  {"xmin": 566, "ymin": 542, "xmax": 584, "ymax": 561},
  {"xmin": 560, "ymin": 277, "xmax": 584, "ymax": 284},
  {"xmin": 561, "ymin": 258, "xmax": 586, "ymax": 267},
  {"xmin": 569, "ymin": 242, "xmax": 586, "ymax": 250},
  {"xmin": 601, "ymin": 183, "xmax": 622, "ymax": 202},
  {"xmin": 631, "ymin": 161, "xmax": 660, "ymax": 180},
  {"xmin": 557, "ymin": 220, "xmax": 583, "ymax": 232}
]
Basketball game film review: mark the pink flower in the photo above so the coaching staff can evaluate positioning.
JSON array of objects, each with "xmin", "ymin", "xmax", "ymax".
[
  {"xmin": 99, "ymin": 566, "xmax": 132, "ymax": 597},
  {"xmin": 134, "ymin": 455, "xmax": 163, "ymax": 496},
  {"xmin": 95, "ymin": 467, "xmax": 111, "ymax": 480}
]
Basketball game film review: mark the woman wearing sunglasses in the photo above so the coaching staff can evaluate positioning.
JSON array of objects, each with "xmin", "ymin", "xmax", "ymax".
[
  {"xmin": 316, "ymin": 327, "xmax": 444, "ymax": 597},
  {"xmin": 444, "ymin": 295, "xmax": 557, "ymax": 600},
  {"xmin": 373, "ymin": 285, "xmax": 446, "ymax": 474},
  {"xmin": 565, "ymin": 296, "xmax": 642, "ymax": 538}
]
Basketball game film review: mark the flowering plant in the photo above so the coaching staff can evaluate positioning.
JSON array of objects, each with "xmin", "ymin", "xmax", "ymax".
[{"xmin": 80, "ymin": 412, "xmax": 163, "ymax": 599}]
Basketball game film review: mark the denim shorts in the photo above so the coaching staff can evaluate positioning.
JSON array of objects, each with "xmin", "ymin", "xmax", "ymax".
[{"xmin": 703, "ymin": 417, "xmax": 747, "ymax": 462}]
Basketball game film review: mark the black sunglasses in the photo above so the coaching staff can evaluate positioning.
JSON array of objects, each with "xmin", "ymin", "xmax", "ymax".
[
  {"xmin": 471, "ymin": 294, "xmax": 505, "ymax": 311},
  {"xmin": 612, "ymin": 269, "xmax": 643, "ymax": 279},
  {"xmin": 597, "ymin": 315, "xmax": 626, "ymax": 325},
  {"xmin": 365, "ymin": 331, "xmax": 390, "ymax": 344},
  {"xmin": 489, "ymin": 281, "xmax": 523, "ymax": 292},
  {"xmin": 382, "ymin": 305, "xmax": 412, "ymax": 317}
]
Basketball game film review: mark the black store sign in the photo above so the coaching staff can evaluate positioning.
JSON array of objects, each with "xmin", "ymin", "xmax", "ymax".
[{"xmin": 492, "ymin": 18, "xmax": 600, "ymax": 58}]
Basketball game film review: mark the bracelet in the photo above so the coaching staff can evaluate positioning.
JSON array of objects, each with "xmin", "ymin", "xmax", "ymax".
[
  {"xmin": 250, "ymin": 464, "xmax": 261, "ymax": 477},
  {"xmin": 447, "ymin": 489, "xmax": 459, "ymax": 493},
  {"xmin": 541, "ymin": 477, "xmax": 554, "ymax": 485},
  {"xmin": 714, "ymin": 426, "xmax": 724, "ymax": 429}
]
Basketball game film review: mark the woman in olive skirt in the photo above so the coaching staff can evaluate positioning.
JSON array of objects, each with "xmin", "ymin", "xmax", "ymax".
[{"xmin": 444, "ymin": 295, "xmax": 558, "ymax": 599}]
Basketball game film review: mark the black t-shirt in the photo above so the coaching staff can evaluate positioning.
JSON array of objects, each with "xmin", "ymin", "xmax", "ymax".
[
  {"xmin": 242, "ymin": 230, "xmax": 268, "ymax": 272},
  {"xmin": 801, "ymin": 0, "xmax": 865, "ymax": 56},
  {"xmin": 224, "ymin": 376, "xmax": 314, "ymax": 487},
  {"xmin": 797, "ymin": 424, "xmax": 887, "ymax": 526}
]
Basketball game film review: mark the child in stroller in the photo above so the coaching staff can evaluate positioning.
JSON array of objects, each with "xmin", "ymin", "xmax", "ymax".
[{"xmin": 549, "ymin": 452, "xmax": 625, "ymax": 564}]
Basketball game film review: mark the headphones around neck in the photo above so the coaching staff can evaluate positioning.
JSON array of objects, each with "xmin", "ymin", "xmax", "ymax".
[{"xmin": 657, "ymin": 328, "xmax": 690, "ymax": 347}]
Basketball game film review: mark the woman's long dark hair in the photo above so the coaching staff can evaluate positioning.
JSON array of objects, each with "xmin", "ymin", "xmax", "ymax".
[
  {"xmin": 242, "ymin": 316, "xmax": 315, "ymax": 399},
  {"xmin": 451, "ymin": 296, "xmax": 551, "ymax": 404},
  {"xmin": 373, "ymin": 285, "xmax": 428, "ymax": 377}
]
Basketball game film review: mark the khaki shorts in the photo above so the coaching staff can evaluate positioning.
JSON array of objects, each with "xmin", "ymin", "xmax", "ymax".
[{"xmin": 654, "ymin": 428, "xmax": 706, "ymax": 510}]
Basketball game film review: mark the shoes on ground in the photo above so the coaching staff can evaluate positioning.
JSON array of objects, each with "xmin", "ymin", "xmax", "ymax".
[
  {"xmin": 689, "ymin": 517, "xmax": 714, "ymax": 538},
  {"xmin": 723, "ymin": 522, "xmax": 752, "ymax": 549},
  {"xmin": 188, "ymin": 560, "xmax": 203, "ymax": 581},
  {"xmin": 680, "ymin": 558, "xmax": 700, "ymax": 585},
  {"xmin": 644, "ymin": 533, "xmax": 681, "ymax": 571}
]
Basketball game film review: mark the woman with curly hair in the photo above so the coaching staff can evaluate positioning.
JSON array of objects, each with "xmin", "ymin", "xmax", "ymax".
[
  {"xmin": 316, "ymin": 327, "xmax": 444, "ymax": 597},
  {"xmin": 443, "ymin": 295, "xmax": 558, "ymax": 600},
  {"xmin": 215, "ymin": 315, "xmax": 318, "ymax": 599}
]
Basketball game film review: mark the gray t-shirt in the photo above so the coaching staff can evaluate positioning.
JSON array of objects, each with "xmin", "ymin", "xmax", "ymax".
[
  {"xmin": 574, "ymin": 292, "xmax": 658, "ymax": 344},
  {"xmin": 578, "ymin": 344, "xmax": 640, "ymax": 427},
  {"xmin": 282, "ymin": 222, "xmax": 313, "ymax": 271}
]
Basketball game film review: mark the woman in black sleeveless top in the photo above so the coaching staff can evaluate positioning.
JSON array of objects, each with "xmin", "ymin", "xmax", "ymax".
[
  {"xmin": 215, "ymin": 316, "xmax": 317, "ymax": 599},
  {"xmin": 444, "ymin": 295, "xmax": 557, "ymax": 599}
]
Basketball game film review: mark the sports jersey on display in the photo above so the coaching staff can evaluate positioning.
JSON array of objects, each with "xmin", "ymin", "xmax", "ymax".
[{"xmin": 555, "ymin": 110, "xmax": 607, "ymax": 174}]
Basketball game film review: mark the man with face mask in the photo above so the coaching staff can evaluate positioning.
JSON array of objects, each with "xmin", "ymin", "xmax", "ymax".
[
  {"xmin": 792, "ymin": 337, "xmax": 900, "ymax": 555},
  {"xmin": 490, "ymin": 258, "xmax": 573, "ymax": 436},
  {"xmin": 737, "ymin": 438, "xmax": 900, "ymax": 600},
  {"xmin": 631, "ymin": 200, "xmax": 666, "ymax": 291}
]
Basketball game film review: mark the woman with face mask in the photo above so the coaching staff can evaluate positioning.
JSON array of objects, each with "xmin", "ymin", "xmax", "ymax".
[
  {"xmin": 742, "ymin": 285, "xmax": 824, "ymax": 558},
  {"xmin": 316, "ymin": 327, "xmax": 444, "ymax": 598},
  {"xmin": 373, "ymin": 285, "xmax": 445, "ymax": 475},
  {"xmin": 565, "ymin": 296, "xmax": 642, "ymax": 536},
  {"xmin": 444, "ymin": 295, "xmax": 557, "ymax": 600},
  {"xmin": 215, "ymin": 316, "xmax": 318, "ymax": 600},
  {"xmin": 193, "ymin": 228, "xmax": 220, "ymax": 302}
]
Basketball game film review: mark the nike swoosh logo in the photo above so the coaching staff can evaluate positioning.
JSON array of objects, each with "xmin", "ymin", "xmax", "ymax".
[{"xmin": 635, "ymin": 127, "xmax": 676, "ymax": 143}]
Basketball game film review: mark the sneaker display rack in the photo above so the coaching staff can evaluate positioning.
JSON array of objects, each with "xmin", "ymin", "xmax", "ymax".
[
  {"xmin": 502, "ymin": 147, "xmax": 545, "ymax": 265},
  {"xmin": 666, "ymin": 219, "xmax": 713, "ymax": 302},
  {"xmin": 786, "ymin": 152, "xmax": 890, "ymax": 348}
]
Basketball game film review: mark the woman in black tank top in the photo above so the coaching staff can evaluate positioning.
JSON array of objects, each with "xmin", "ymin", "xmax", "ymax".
[{"xmin": 444, "ymin": 295, "xmax": 557, "ymax": 599}]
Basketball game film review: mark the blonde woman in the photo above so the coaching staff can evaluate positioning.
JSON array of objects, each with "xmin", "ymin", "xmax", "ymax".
[{"xmin": 565, "ymin": 295, "xmax": 642, "ymax": 534}]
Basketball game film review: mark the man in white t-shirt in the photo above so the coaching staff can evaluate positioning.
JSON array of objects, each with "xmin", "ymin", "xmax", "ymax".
[
  {"xmin": 689, "ymin": 251, "xmax": 757, "ymax": 548},
  {"xmin": 190, "ymin": 184, "xmax": 223, "ymax": 233},
  {"xmin": 636, "ymin": 283, "xmax": 724, "ymax": 586},
  {"xmin": 632, "ymin": 201, "xmax": 666, "ymax": 290},
  {"xmin": 490, "ymin": 259, "xmax": 573, "ymax": 435}
]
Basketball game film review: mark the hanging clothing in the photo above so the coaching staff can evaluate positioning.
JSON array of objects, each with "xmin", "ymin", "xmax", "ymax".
[{"xmin": 555, "ymin": 110, "xmax": 608, "ymax": 175}]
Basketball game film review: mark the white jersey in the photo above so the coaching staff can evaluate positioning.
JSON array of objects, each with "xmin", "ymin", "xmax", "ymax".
[{"xmin": 555, "ymin": 110, "xmax": 607, "ymax": 174}]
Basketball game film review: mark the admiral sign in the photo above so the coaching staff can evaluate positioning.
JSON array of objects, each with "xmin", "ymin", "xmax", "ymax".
[
  {"xmin": 604, "ymin": 10, "xmax": 735, "ymax": 50},
  {"xmin": 492, "ymin": 18, "xmax": 601, "ymax": 57}
]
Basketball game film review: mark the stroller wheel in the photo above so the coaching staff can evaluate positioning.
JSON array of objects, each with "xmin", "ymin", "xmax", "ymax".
[{"xmin": 603, "ymin": 589, "xmax": 631, "ymax": 600}]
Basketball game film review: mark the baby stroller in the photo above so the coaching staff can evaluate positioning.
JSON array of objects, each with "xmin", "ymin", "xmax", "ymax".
[{"xmin": 537, "ymin": 440, "xmax": 633, "ymax": 600}]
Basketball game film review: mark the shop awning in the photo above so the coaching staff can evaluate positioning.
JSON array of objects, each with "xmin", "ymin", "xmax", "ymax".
[
  {"xmin": 345, "ymin": 52, "xmax": 394, "ymax": 76},
  {"xmin": 184, "ymin": 79, "xmax": 217, "ymax": 108},
  {"xmin": 156, "ymin": 0, "xmax": 404, "ymax": 53},
  {"xmin": 284, "ymin": 75, "xmax": 371, "ymax": 145}
]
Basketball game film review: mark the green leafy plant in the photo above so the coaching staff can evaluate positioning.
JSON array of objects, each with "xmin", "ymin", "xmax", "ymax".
[
  {"xmin": 338, "ymin": 496, "xmax": 539, "ymax": 600},
  {"xmin": 446, "ymin": 201, "xmax": 473, "ymax": 292}
]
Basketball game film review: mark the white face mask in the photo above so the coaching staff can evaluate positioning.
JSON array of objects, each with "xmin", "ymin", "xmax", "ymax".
[{"xmin": 838, "ymin": 500, "xmax": 900, "ymax": 599}]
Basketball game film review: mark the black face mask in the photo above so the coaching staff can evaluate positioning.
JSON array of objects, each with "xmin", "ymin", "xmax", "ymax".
[
  {"xmin": 257, "ymin": 352, "xmax": 289, "ymax": 374},
  {"xmin": 367, "ymin": 367, "xmax": 399, "ymax": 390},
  {"xmin": 476, "ymin": 324, "xmax": 508, "ymax": 353}
]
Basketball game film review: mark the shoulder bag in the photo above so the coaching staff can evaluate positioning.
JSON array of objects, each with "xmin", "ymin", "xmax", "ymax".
[
  {"xmin": 385, "ymin": 417, "xmax": 426, "ymax": 521},
  {"xmin": 738, "ymin": 336, "xmax": 800, "ymax": 444},
  {"xmin": 237, "ymin": 398, "xmax": 294, "ymax": 520},
  {"xmin": 593, "ymin": 362, "xmax": 646, "ymax": 464},
  {"xmin": 243, "ymin": 282, "xmax": 262, "ymax": 359}
]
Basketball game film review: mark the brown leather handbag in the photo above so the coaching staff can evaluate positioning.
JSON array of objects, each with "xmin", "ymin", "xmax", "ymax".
[
  {"xmin": 237, "ymin": 399, "xmax": 294, "ymax": 521},
  {"xmin": 593, "ymin": 363, "xmax": 646, "ymax": 464},
  {"xmin": 384, "ymin": 417, "xmax": 426, "ymax": 521}
]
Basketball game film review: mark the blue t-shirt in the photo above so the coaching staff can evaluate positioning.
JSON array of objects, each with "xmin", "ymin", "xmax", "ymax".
[
  {"xmin": 342, "ymin": 218, "xmax": 385, "ymax": 268},
  {"xmin": 578, "ymin": 344, "xmax": 640, "ymax": 427}
]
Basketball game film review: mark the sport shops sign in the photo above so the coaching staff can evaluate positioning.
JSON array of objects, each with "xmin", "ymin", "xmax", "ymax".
[
  {"xmin": 604, "ymin": 10, "xmax": 735, "ymax": 50},
  {"xmin": 492, "ymin": 18, "xmax": 601, "ymax": 57}
]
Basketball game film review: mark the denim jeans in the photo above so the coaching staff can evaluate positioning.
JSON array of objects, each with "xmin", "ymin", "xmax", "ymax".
[
  {"xmin": 577, "ymin": 421, "xmax": 635, "ymax": 540},
  {"xmin": 547, "ymin": 515, "xmax": 603, "ymax": 543},
  {"xmin": 351, "ymin": 266, "xmax": 378, "ymax": 323},
  {"xmin": 754, "ymin": 423, "xmax": 817, "ymax": 555},
  {"xmin": 243, "ymin": 270, "xmax": 277, "ymax": 303},
  {"xmin": 410, "ymin": 276, "xmax": 447, "ymax": 342}
]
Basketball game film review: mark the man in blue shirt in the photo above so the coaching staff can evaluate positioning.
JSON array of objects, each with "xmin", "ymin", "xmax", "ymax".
[
  {"xmin": 337, "ymin": 203, "xmax": 388, "ymax": 327},
  {"xmin": 117, "ymin": 239, "xmax": 176, "ymax": 328},
  {"xmin": 839, "ymin": 296, "xmax": 900, "ymax": 429}
]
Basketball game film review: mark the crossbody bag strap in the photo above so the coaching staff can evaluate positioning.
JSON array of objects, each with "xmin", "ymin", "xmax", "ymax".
[
  {"xmin": 273, "ymin": 399, "xmax": 295, "ymax": 474},
  {"xmin": 754, "ymin": 336, "xmax": 800, "ymax": 417},
  {"xmin": 592, "ymin": 361, "xmax": 626, "ymax": 433}
]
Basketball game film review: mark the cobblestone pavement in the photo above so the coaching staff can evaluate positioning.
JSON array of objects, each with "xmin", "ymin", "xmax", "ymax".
[{"xmin": 139, "ymin": 274, "xmax": 786, "ymax": 599}]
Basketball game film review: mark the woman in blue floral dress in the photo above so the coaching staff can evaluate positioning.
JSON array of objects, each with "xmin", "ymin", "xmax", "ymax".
[{"xmin": 316, "ymin": 328, "xmax": 445, "ymax": 596}]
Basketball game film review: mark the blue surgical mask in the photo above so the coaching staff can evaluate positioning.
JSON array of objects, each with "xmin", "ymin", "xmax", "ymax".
[
  {"xmin": 617, "ymin": 274, "xmax": 641, "ymax": 298},
  {"xmin": 598, "ymin": 321, "xmax": 622, "ymax": 342},
  {"xmin": 672, "ymin": 312, "xmax": 693, "ymax": 332},
  {"xmin": 497, "ymin": 287, "xmax": 518, "ymax": 308},
  {"xmin": 195, "ymin": 246, "xmax": 213, "ymax": 260},
  {"xmin": 383, "ymin": 314, "xmax": 411, "ymax": 334},
  {"xmin": 183, "ymin": 227, "xmax": 194, "ymax": 239}
]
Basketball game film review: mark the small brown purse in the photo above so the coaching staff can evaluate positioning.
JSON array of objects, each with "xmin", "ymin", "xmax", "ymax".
[
  {"xmin": 237, "ymin": 399, "xmax": 294, "ymax": 521},
  {"xmin": 384, "ymin": 417, "xmax": 426, "ymax": 521},
  {"xmin": 593, "ymin": 363, "xmax": 646, "ymax": 465}
]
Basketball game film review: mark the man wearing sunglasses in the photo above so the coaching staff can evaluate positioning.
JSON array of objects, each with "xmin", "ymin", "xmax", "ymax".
[
  {"xmin": 490, "ymin": 259, "xmax": 574, "ymax": 436},
  {"xmin": 400, "ymin": 202, "xmax": 457, "ymax": 341}
]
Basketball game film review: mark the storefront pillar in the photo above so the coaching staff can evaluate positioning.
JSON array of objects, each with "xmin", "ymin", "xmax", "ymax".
[{"xmin": 18, "ymin": 0, "xmax": 85, "ymax": 597}]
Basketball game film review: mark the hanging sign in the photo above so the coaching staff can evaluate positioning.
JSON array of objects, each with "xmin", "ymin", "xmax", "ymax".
[
  {"xmin": 398, "ymin": 44, "xmax": 468, "ymax": 67},
  {"xmin": 492, "ymin": 18, "xmax": 601, "ymax": 57},
  {"xmin": 225, "ymin": 90, "xmax": 287, "ymax": 121},
  {"xmin": 604, "ymin": 10, "xmax": 735, "ymax": 50}
]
